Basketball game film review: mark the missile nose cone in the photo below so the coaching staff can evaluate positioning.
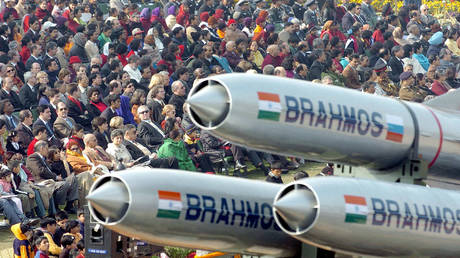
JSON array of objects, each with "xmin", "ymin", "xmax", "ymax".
[
  {"xmin": 187, "ymin": 81, "xmax": 229, "ymax": 127},
  {"xmin": 87, "ymin": 179, "xmax": 129, "ymax": 222},
  {"xmin": 273, "ymin": 189, "xmax": 317, "ymax": 233}
]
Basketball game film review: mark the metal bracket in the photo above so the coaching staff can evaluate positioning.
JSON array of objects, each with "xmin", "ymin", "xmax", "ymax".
[{"xmin": 334, "ymin": 159, "xmax": 428, "ymax": 185}]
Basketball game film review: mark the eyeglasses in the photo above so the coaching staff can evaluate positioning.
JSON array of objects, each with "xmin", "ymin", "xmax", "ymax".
[
  {"xmin": 70, "ymin": 147, "xmax": 80, "ymax": 151},
  {"xmin": 6, "ymin": 69, "xmax": 14, "ymax": 73},
  {"xmin": 139, "ymin": 110, "xmax": 149, "ymax": 114},
  {"xmin": 59, "ymin": 108, "xmax": 68, "ymax": 111}
]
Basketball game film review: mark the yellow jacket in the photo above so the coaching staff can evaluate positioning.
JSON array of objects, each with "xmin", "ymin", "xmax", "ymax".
[
  {"xmin": 11, "ymin": 223, "xmax": 34, "ymax": 258},
  {"xmin": 44, "ymin": 231, "xmax": 62, "ymax": 256}
]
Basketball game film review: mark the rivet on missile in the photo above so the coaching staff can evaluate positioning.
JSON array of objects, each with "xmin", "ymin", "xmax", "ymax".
[
  {"xmin": 86, "ymin": 179, "xmax": 129, "ymax": 222},
  {"xmin": 273, "ymin": 189, "xmax": 317, "ymax": 233},
  {"xmin": 187, "ymin": 81, "xmax": 229, "ymax": 127}
]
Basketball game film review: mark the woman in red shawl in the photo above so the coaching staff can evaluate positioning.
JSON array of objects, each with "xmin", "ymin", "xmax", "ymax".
[
  {"xmin": 151, "ymin": 7, "xmax": 169, "ymax": 32},
  {"xmin": 176, "ymin": 4, "xmax": 190, "ymax": 26},
  {"xmin": 320, "ymin": 20, "xmax": 346, "ymax": 42},
  {"xmin": 67, "ymin": 10, "xmax": 80, "ymax": 33},
  {"xmin": 35, "ymin": 2, "xmax": 51, "ymax": 22}
]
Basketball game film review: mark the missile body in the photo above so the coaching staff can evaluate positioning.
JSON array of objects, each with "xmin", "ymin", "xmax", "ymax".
[
  {"xmin": 86, "ymin": 168, "xmax": 300, "ymax": 257},
  {"xmin": 186, "ymin": 74, "xmax": 460, "ymax": 174},
  {"xmin": 273, "ymin": 176, "xmax": 460, "ymax": 256}
]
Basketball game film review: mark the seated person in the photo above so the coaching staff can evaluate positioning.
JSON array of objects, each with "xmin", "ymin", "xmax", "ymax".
[
  {"xmin": 0, "ymin": 169, "xmax": 24, "ymax": 214},
  {"xmin": 105, "ymin": 129, "xmax": 136, "ymax": 169},
  {"xmin": 82, "ymin": 134, "xmax": 116, "ymax": 171},
  {"xmin": 91, "ymin": 117, "xmax": 110, "ymax": 150},
  {"xmin": 27, "ymin": 126, "xmax": 48, "ymax": 156},
  {"xmin": 26, "ymin": 141, "xmax": 79, "ymax": 214},
  {"xmin": 6, "ymin": 131, "xmax": 26, "ymax": 156},
  {"xmin": 122, "ymin": 124, "xmax": 179, "ymax": 169},
  {"xmin": 157, "ymin": 129, "xmax": 196, "ymax": 171},
  {"xmin": 183, "ymin": 125, "xmax": 215, "ymax": 173},
  {"xmin": 8, "ymin": 159, "xmax": 46, "ymax": 218},
  {"xmin": 65, "ymin": 139, "xmax": 102, "ymax": 204},
  {"xmin": 160, "ymin": 104, "xmax": 181, "ymax": 131}
]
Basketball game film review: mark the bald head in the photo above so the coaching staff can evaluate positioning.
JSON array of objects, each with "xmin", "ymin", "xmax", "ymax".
[{"xmin": 83, "ymin": 134, "xmax": 97, "ymax": 148}]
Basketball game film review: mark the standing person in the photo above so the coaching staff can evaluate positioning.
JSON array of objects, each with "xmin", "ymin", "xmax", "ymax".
[{"xmin": 265, "ymin": 161, "xmax": 283, "ymax": 184}]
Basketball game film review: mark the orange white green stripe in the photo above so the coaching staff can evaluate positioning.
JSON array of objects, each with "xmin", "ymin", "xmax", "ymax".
[
  {"xmin": 257, "ymin": 92, "xmax": 281, "ymax": 121},
  {"xmin": 157, "ymin": 191, "xmax": 182, "ymax": 219},
  {"xmin": 344, "ymin": 195, "xmax": 368, "ymax": 224}
]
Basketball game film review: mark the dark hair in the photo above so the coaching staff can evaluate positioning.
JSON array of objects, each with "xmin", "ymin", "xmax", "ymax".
[
  {"xmin": 37, "ymin": 104, "xmax": 50, "ymax": 114},
  {"xmin": 65, "ymin": 220, "xmax": 80, "ymax": 233},
  {"xmin": 167, "ymin": 128, "xmax": 180, "ymax": 140},
  {"xmin": 61, "ymin": 234, "xmax": 75, "ymax": 247},
  {"xmin": 55, "ymin": 210, "xmax": 69, "ymax": 222},
  {"xmin": 33, "ymin": 125, "xmax": 47, "ymax": 136},
  {"xmin": 77, "ymin": 240, "xmax": 85, "ymax": 251},
  {"xmin": 40, "ymin": 217, "xmax": 57, "ymax": 228},
  {"xmin": 107, "ymin": 94, "xmax": 120, "ymax": 105},
  {"xmin": 92, "ymin": 117, "xmax": 107, "ymax": 131},
  {"xmin": 34, "ymin": 236, "xmax": 48, "ymax": 248}
]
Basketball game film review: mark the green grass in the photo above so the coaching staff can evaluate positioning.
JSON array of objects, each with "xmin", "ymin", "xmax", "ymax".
[{"xmin": 0, "ymin": 161, "xmax": 326, "ymax": 257}]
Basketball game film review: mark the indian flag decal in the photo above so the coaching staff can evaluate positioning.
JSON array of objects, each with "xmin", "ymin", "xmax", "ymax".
[
  {"xmin": 257, "ymin": 92, "xmax": 281, "ymax": 121},
  {"xmin": 344, "ymin": 195, "xmax": 368, "ymax": 224},
  {"xmin": 157, "ymin": 191, "xmax": 182, "ymax": 219},
  {"xmin": 385, "ymin": 115, "xmax": 404, "ymax": 143}
]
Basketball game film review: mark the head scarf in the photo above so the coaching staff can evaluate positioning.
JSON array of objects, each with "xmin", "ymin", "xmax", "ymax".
[
  {"xmin": 167, "ymin": 5, "xmax": 176, "ymax": 16},
  {"xmin": 428, "ymin": 31, "xmax": 443, "ymax": 45},
  {"xmin": 200, "ymin": 11, "xmax": 210, "ymax": 22},
  {"xmin": 140, "ymin": 8, "xmax": 150, "ymax": 20},
  {"xmin": 151, "ymin": 7, "xmax": 160, "ymax": 18},
  {"xmin": 243, "ymin": 17, "xmax": 252, "ymax": 28}
]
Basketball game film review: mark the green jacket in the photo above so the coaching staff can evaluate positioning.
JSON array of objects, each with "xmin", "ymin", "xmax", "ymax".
[{"xmin": 157, "ymin": 139, "xmax": 196, "ymax": 171}]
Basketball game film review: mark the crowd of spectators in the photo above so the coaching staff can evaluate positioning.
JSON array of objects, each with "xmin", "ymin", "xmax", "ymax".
[{"xmin": 0, "ymin": 0, "xmax": 457, "ymax": 255}]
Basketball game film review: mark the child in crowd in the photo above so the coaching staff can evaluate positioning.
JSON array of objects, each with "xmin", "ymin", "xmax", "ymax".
[
  {"xmin": 12, "ymin": 222, "xmax": 34, "ymax": 258},
  {"xmin": 54, "ymin": 211, "xmax": 69, "ymax": 246},
  {"xmin": 64, "ymin": 220, "xmax": 83, "ymax": 244},
  {"xmin": 77, "ymin": 209, "xmax": 85, "ymax": 239},
  {"xmin": 8, "ymin": 160, "xmax": 40, "ymax": 218},
  {"xmin": 59, "ymin": 234, "xmax": 77, "ymax": 258},
  {"xmin": 76, "ymin": 240, "xmax": 85, "ymax": 258},
  {"xmin": 34, "ymin": 236, "xmax": 50, "ymax": 258},
  {"xmin": 0, "ymin": 169, "xmax": 24, "ymax": 213}
]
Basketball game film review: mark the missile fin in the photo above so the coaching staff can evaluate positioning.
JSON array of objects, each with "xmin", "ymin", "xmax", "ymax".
[{"xmin": 424, "ymin": 88, "xmax": 460, "ymax": 111}]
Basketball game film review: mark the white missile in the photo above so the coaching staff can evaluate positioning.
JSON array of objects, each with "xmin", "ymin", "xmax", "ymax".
[
  {"xmin": 273, "ymin": 176, "xmax": 460, "ymax": 256},
  {"xmin": 186, "ymin": 74, "xmax": 460, "ymax": 187},
  {"xmin": 86, "ymin": 168, "xmax": 301, "ymax": 257}
]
